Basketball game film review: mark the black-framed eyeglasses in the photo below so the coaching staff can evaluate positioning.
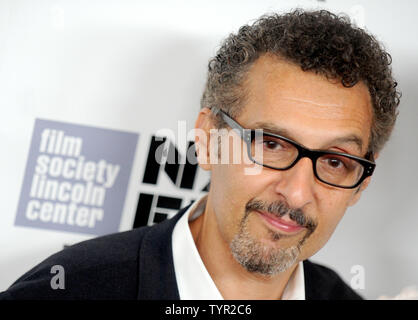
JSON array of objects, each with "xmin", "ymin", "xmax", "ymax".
[{"xmin": 211, "ymin": 107, "xmax": 376, "ymax": 189}]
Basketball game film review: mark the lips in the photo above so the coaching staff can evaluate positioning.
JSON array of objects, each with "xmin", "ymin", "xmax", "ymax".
[{"xmin": 256, "ymin": 210, "xmax": 305, "ymax": 234}]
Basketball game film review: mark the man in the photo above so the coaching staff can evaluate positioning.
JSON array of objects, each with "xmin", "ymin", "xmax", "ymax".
[{"xmin": 0, "ymin": 9, "xmax": 400, "ymax": 300}]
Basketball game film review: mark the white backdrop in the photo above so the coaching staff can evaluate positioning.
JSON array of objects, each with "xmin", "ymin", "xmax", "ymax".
[{"xmin": 1, "ymin": 0, "xmax": 417, "ymax": 299}]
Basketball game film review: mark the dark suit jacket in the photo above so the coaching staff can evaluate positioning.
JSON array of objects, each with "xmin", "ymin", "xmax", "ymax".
[{"xmin": 0, "ymin": 205, "xmax": 362, "ymax": 300}]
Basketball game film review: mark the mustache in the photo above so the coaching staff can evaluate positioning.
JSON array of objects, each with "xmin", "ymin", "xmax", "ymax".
[{"xmin": 245, "ymin": 199, "xmax": 317, "ymax": 232}]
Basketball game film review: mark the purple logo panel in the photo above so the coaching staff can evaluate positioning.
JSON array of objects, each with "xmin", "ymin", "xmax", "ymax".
[{"xmin": 15, "ymin": 119, "xmax": 138, "ymax": 236}]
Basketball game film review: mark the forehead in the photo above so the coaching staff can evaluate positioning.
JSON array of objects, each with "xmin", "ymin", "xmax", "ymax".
[{"xmin": 240, "ymin": 54, "xmax": 373, "ymax": 154}]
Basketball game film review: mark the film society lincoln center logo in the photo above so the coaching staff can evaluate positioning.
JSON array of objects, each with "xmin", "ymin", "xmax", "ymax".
[{"xmin": 15, "ymin": 119, "xmax": 138, "ymax": 236}]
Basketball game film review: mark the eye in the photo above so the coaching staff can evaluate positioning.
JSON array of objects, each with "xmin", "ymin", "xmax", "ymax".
[
  {"xmin": 263, "ymin": 140, "xmax": 281, "ymax": 150},
  {"xmin": 260, "ymin": 135, "xmax": 290, "ymax": 151},
  {"xmin": 325, "ymin": 157, "xmax": 346, "ymax": 169}
]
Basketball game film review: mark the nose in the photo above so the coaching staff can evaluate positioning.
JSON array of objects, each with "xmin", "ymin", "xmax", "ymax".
[{"xmin": 274, "ymin": 157, "xmax": 315, "ymax": 209}]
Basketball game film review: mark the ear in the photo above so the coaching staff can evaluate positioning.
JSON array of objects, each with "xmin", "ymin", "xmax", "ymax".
[
  {"xmin": 347, "ymin": 152, "xmax": 379, "ymax": 207},
  {"xmin": 194, "ymin": 107, "xmax": 214, "ymax": 171}
]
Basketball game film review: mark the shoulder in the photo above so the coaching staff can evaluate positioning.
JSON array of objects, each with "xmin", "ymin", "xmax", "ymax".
[
  {"xmin": 303, "ymin": 259, "xmax": 363, "ymax": 300},
  {"xmin": 0, "ymin": 226, "xmax": 152, "ymax": 300},
  {"xmin": 0, "ymin": 206, "xmax": 189, "ymax": 300}
]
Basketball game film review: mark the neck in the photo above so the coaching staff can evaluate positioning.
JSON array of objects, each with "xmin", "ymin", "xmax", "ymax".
[{"xmin": 189, "ymin": 196, "xmax": 299, "ymax": 300}]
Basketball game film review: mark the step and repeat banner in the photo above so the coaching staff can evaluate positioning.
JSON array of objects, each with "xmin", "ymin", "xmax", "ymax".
[{"xmin": 1, "ymin": 0, "xmax": 417, "ymax": 299}]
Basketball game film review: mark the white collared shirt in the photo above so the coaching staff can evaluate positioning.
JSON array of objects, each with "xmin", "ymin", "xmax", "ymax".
[{"xmin": 172, "ymin": 194, "xmax": 305, "ymax": 300}]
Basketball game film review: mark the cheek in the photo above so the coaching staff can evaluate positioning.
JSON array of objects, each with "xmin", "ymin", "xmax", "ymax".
[
  {"xmin": 209, "ymin": 164, "xmax": 272, "ymax": 241},
  {"xmin": 302, "ymin": 191, "xmax": 353, "ymax": 258},
  {"xmin": 320, "ymin": 195, "xmax": 347, "ymax": 228},
  {"xmin": 209, "ymin": 165, "xmax": 244, "ymax": 240}
]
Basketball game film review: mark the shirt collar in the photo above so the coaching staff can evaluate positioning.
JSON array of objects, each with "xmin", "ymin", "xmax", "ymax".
[{"xmin": 172, "ymin": 194, "xmax": 305, "ymax": 300}]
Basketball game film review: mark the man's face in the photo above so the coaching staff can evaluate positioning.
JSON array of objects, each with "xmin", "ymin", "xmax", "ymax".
[{"xmin": 196, "ymin": 54, "xmax": 373, "ymax": 275}]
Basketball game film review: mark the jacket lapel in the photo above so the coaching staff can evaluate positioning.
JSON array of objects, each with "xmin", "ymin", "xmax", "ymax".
[{"xmin": 137, "ymin": 205, "xmax": 191, "ymax": 300}]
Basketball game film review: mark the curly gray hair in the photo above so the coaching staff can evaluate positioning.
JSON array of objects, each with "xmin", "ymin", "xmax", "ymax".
[{"xmin": 201, "ymin": 9, "xmax": 401, "ymax": 154}]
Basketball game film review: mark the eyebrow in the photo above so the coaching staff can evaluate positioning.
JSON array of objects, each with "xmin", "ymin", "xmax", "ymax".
[{"xmin": 251, "ymin": 121, "xmax": 364, "ymax": 154}]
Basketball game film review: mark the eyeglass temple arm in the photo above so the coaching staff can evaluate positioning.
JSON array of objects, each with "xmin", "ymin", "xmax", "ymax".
[{"xmin": 211, "ymin": 107, "xmax": 244, "ymax": 133}]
